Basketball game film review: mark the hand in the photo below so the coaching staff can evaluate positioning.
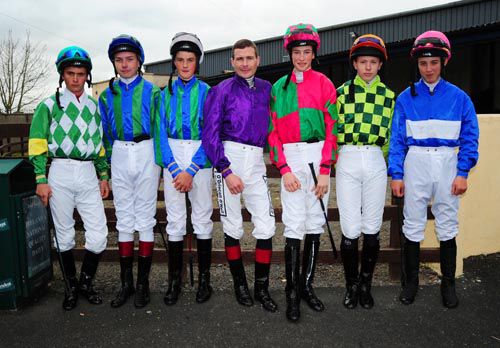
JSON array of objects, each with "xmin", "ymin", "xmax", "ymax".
[
  {"xmin": 36, "ymin": 183, "xmax": 52, "ymax": 207},
  {"xmin": 391, "ymin": 179, "xmax": 405, "ymax": 197},
  {"xmin": 283, "ymin": 172, "xmax": 301, "ymax": 192},
  {"xmin": 313, "ymin": 174, "xmax": 330, "ymax": 199},
  {"xmin": 100, "ymin": 180, "xmax": 110, "ymax": 199},
  {"xmin": 225, "ymin": 173, "xmax": 244, "ymax": 194},
  {"xmin": 451, "ymin": 176, "xmax": 468, "ymax": 195},
  {"xmin": 173, "ymin": 171, "xmax": 193, "ymax": 193}
]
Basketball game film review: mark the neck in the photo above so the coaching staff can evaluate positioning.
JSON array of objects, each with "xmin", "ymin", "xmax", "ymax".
[
  {"xmin": 359, "ymin": 75, "xmax": 378, "ymax": 87},
  {"xmin": 245, "ymin": 76, "xmax": 255, "ymax": 87},
  {"xmin": 422, "ymin": 77, "xmax": 441, "ymax": 93},
  {"xmin": 120, "ymin": 74, "xmax": 139, "ymax": 85},
  {"xmin": 180, "ymin": 75, "xmax": 195, "ymax": 84}
]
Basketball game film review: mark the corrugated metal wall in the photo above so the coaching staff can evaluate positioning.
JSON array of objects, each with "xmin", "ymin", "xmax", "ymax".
[{"xmin": 145, "ymin": 0, "xmax": 500, "ymax": 78}]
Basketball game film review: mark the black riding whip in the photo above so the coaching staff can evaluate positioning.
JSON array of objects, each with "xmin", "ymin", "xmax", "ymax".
[
  {"xmin": 395, "ymin": 195, "xmax": 407, "ymax": 286},
  {"xmin": 308, "ymin": 163, "xmax": 338, "ymax": 259},
  {"xmin": 48, "ymin": 205, "xmax": 72, "ymax": 298},
  {"xmin": 185, "ymin": 193, "xmax": 194, "ymax": 287}
]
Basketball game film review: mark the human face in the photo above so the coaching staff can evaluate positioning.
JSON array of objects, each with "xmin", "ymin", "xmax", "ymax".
[
  {"xmin": 114, "ymin": 51, "xmax": 140, "ymax": 78},
  {"xmin": 417, "ymin": 57, "xmax": 443, "ymax": 84},
  {"xmin": 353, "ymin": 56, "xmax": 382, "ymax": 83},
  {"xmin": 291, "ymin": 45, "xmax": 315, "ymax": 72},
  {"xmin": 174, "ymin": 51, "xmax": 197, "ymax": 81},
  {"xmin": 63, "ymin": 66, "xmax": 88, "ymax": 96},
  {"xmin": 231, "ymin": 46, "xmax": 260, "ymax": 79}
]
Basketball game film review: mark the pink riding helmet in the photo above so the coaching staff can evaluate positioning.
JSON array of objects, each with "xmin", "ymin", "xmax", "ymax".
[
  {"xmin": 410, "ymin": 30, "xmax": 451, "ymax": 62},
  {"xmin": 283, "ymin": 23, "xmax": 321, "ymax": 51}
]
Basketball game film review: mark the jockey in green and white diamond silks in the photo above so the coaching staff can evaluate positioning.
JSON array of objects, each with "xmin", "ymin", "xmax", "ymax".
[
  {"xmin": 335, "ymin": 34, "xmax": 395, "ymax": 311},
  {"xmin": 99, "ymin": 34, "xmax": 161, "ymax": 310},
  {"xmin": 153, "ymin": 32, "xmax": 214, "ymax": 305},
  {"xmin": 29, "ymin": 46, "xmax": 109, "ymax": 311}
]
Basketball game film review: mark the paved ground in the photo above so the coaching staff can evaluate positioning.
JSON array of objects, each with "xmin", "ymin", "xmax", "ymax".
[{"xmin": 1, "ymin": 253, "xmax": 499, "ymax": 347}]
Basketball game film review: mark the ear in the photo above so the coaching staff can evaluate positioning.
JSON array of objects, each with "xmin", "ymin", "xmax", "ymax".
[
  {"xmin": 230, "ymin": 57, "xmax": 236, "ymax": 68},
  {"xmin": 256, "ymin": 55, "xmax": 261, "ymax": 67}
]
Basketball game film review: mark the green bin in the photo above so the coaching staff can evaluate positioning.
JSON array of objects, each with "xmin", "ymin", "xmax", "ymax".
[{"xmin": 0, "ymin": 159, "xmax": 52, "ymax": 310}]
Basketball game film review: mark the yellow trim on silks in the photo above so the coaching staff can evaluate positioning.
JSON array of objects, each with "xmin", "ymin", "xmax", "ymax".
[
  {"xmin": 99, "ymin": 146, "xmax": 106, "ymax": 157},
  {"xmin": 190, "ymin": 162, "xmax": 200, "ymax": 170},
  {"xmin": 28, "ymin": 138, "xmax": 48, "ymax": 156},
  {"xmin": 36, "ymin": 175, "xmax": 46, "ymax": 180},
  {"xmin": 99, "ymin": 171, "xmax": 108, "ymax": 178}
]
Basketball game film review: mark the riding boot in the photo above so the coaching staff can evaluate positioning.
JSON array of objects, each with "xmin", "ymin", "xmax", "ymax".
[
  {"xmin": 285, "ymin": 238, "xmax": 301, "ymax": 322},
  {"xmin": 440, "ymin": 238, "xmax": 459, "ymax": 309},
  {"xmin": 196, "ymin": 238, "xmax": 213, "ymax": 303},
  {"xmin": 60, "ymin": 250, "xmax": 78, "ymax": 310},
  {"xmin": 359, "ymin": 233, "xmax": 380, "ymax": 309},
  {"xmin": 254, "ymin": 238, "xmax": 277, "ymax": 312},
  {"xmin": 399, "ymin": 237, "xmax": 420, "ymax": 305},
  {"xmin": 225, "ymin": 234, "xmax": 253, "ymax": 306},
  {"xmin": 341, "ymin": 236, "xmax": 359, "ymax": 309},
  {"xmin": 134, "ymin": 256, "xmax": 152, "ymax": 308},
  {"xmin": 301, "ymin": 234, "xmax": 325, "ymax": 311},
  {"xmin": 79, "ymin": 250, "xmax": 103, "ymax": 305},
  {"xmin": 164, "ymin": 240, "xmax": 183, "ymax": 305},
  {"xmin": 111, "ymin": 256, "xmax": 134, "ymax": 308}
]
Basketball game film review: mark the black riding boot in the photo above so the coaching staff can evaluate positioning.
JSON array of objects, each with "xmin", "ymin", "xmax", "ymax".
[
  {"xmin": 164, "ymin": 240, "xmax": 183, "ymax": 305},
  {"xmin": 301, "ymin": 234, "xmax": 325, "ymax": 311},
  {"xmin": 254, "ymin": 238, "xmax": 277, "ymax": 312},
  {"xmin": 440, "ymin": 238, "xmax": 459, "ymax": 309},
  {"xmin": 134, "ymin": 256, "xmax": 152, "ymax": 308},
  {"xmin": 359, "ymin": 233, "xmax": 380, "ymax": 309},
  {"xmin": 60, "ymin": 250, "xmax": 78, "ymax": 310},
  {"xmin": 79, "ymin": 250, "xmax": 103, "ymax": 305},
  {"xmin": 285, "ymin": 238, "xmax": 301, "ymax": 322},
  {"xmin": 111, "ymin": 256, "xmax": 134, "ymax": 308},
  {"xmin": 196, "ymin": 238, "xmax": 213, "ymax": 303},
  {"xmin": 225, "ymin": 234, "xmax": 253, "ymax": 307},
  {"xmin": 399, "ymin": 237, "xmax": 420, "ymax": 305},
  {"xmin": 341, "ymin": 236, "xmax": 359, "ymax": 309}
]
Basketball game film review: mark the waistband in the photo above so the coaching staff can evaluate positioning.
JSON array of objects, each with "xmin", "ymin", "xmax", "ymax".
[
  {"xmin": 408, "ymin": 146, "xmax": 457, "ymax": 153},
  {"xmin": 339, "ymin": 144, "xmax": 382, "ymax": 153},
  {"xmin": 223, "ymin": 141, "xmax": 263, "ymax": 153},
  {"xmin": 283, "ymin": 140, "xmax": 324, "ymax": 150},
  {"xmin": 52, "ymin": 158, "xmax": 94, "ymax": 164},
  {"xmin": 168, "ymin": 138, "xmax": 201, "ymax": 146},
  {"xmin": 114, "ymin": 138, "xmax": 153, "ymax": 148}
]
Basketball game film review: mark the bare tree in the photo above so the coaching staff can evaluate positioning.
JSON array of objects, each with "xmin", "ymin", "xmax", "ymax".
[{"xmin": 0, "ymin": 30, "xmax": 50, "ymax": 114}]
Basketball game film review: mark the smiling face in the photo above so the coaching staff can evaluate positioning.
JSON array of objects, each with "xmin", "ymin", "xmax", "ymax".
[
  {"xmin": 418, "ymin": 56, "xmax": 444, "ymax": 84},
  {"xmin": 62, "ymin": 66, "xmax": 88, "ymax": 95},
  {"xmin": 353, "ymin": 55, "xmax": 383, "ymax": 83},
  {"xmin": 113, "ymin": 51, "xmax": 140, "ymax": 78},
  {"xmin": 174, "ymin": 51, "xmax": 197, "ymax": 81},
  {"xmin": 231, "ymin": 46, "xmax": 260, "ymax": 79},
  {"xmin": 291, "ymin": 45, "xmax": 315, "ymax": 72}
]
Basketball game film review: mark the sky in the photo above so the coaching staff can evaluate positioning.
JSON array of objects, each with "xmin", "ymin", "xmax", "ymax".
[{"xmin": 0, "ymin": 0, "xmax": 454, "ymax": 93}]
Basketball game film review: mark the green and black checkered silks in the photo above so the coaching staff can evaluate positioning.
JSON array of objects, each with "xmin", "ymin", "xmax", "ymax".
[{"xmin": 336, "ymin": 75, "xmax": 395, "ymax": 155}]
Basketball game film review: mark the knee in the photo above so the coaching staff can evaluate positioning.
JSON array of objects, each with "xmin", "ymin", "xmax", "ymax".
[
  {"xmin": 224, "ymin": 233, "xmax": 240, "ymax": 246},
  {"xmin": 138, "ymin": 230, "xmax": 154, "ymax": 243},
  {"xmin": 363, "ymin": 232, "xmax": 380, "ymax": 249},
  {"xmin": 341, "ymin": 236, "xmax": 359, "ymax": 251}
]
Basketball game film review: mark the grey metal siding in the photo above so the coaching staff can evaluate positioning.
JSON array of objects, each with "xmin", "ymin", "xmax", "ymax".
[{"xmin": 145, "ymin": 0, "xmax": 500, "ymax": 77}]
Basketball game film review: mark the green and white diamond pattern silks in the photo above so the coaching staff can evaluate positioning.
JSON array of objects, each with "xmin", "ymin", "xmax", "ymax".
[{"xmin": 45, "ymin": 93, "xmax": 103, "ymax": 159}]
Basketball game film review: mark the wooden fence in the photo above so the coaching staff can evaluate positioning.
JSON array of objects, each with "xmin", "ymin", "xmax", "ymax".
[{"xmin": 1, "ymin": 123, "xmax": 439, "ymax": 280}]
